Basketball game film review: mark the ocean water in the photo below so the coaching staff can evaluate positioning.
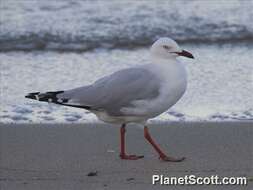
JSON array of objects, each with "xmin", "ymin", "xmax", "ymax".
[
  {"xmin": 1, "ymin": 0, "xmax": 253, "ymax": 51},
  {"xmin": 0, "ymin": 0, "xmax": 253, "ymax": 123}
]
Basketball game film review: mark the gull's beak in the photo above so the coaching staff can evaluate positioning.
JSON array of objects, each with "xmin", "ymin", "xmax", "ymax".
[{"xmin": 175, "ymin": 50, "xmax": 194, "ymax": 59}]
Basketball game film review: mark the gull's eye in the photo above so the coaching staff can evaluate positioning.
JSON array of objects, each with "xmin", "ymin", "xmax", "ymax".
[{"xmin": 163, "ymin": 45, "xmax": 170, "ymax": 50}]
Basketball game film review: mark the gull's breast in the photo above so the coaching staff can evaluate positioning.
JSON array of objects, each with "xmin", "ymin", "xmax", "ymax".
[{"xmin": 145, "ymin": 62, "xmax": 187, "ymax": 116}]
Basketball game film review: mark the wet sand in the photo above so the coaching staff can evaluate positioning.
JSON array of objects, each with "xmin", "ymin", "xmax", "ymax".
[{"xmin": 0, "ymin": 122, "xmax": 252, "ymax": 189}]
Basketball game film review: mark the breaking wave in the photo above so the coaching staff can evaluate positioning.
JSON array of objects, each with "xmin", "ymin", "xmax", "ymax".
[{"xmin": 1, "ymin": 0, "xmax": 253, "ymax": 51}]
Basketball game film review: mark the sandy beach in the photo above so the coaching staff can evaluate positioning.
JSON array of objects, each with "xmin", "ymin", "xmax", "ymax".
[{"xmin": 0, "ymin": 122, "xmax": 252, "ymax": 189}]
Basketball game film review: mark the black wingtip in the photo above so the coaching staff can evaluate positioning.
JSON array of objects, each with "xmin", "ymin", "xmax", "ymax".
[
  {"xmin": 25, "ymin": 92, "xmax": 40, "ymax": 100},
  {"xmin": 25, "ymin": 91, "xmax": 91, "ymax": 110}
]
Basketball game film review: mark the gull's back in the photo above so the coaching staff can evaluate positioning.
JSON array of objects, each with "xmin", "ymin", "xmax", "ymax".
[{"xmin": 57, "ymin": 67, "xmax": 160, "ymax": 116}]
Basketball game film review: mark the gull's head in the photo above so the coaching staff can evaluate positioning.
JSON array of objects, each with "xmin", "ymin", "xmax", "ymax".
[{"xmin": 151, "ymin": 37, "xmax": 194, "ymax": 60}]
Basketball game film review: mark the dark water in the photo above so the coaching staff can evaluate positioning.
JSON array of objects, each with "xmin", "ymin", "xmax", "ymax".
[{"xmin": 1, "ymin": 0, "xmax": 253, "ymax": 51}]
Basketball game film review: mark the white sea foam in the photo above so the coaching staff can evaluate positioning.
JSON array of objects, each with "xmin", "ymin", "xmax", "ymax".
[
  {"xmin": 0, "ymin": 44, "xmax": 252, "ymax": 123},
  {"xmin": 0, "ymin": 0, "xmax": 253, "ymax": 51}
]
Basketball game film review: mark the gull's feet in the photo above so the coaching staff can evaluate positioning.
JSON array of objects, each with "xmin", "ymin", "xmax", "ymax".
[
  {"xmin": 159, "ymin": 155, "xmax": 186, "ymax": 162},
  {"xmin": 120, "ymin": 154, "xmax": 144, "ymax": 160}
]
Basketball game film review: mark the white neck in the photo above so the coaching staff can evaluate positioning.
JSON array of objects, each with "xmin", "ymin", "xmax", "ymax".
[
  {"xmin": 151, "ymin": 55, "xmax": 178, "ymax": 66},
  {"xmin": 149, "ymin": 54, "xmax": 186, "ymax": 82}
]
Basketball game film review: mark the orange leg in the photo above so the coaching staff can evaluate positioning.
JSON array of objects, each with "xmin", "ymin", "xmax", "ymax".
[
  {"xmin": 144, "ymin": 126, "xmax": 185, "ymax": 162},
  {"xmin": 119, "ymin": 124, "xmax": 144, "ymax": 160}
]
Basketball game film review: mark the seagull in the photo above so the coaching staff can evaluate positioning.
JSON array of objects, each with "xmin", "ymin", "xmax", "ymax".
[{"xmin": 25, "ymin": 37, "xmax": 194, "ymax": 162}]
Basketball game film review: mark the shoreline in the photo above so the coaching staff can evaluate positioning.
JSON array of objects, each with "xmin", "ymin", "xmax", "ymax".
[
  {"xmin": 0, "ymin": 122, "xmax": 252, "ymax": 189},
  {"xmin": 1, "ymin": 120, "xmax": 252, "ymax": 126}
]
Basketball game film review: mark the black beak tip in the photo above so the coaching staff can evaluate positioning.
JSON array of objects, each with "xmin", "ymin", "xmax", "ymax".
[{"xmin": 181, "ymin": 50, "xmax": 194, "ymax": 59}]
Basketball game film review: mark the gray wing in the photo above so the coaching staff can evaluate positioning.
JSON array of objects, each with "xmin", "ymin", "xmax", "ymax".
[{"xmin": 57, "ymin": 67, "xmax": 160, "ymax": 116}]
